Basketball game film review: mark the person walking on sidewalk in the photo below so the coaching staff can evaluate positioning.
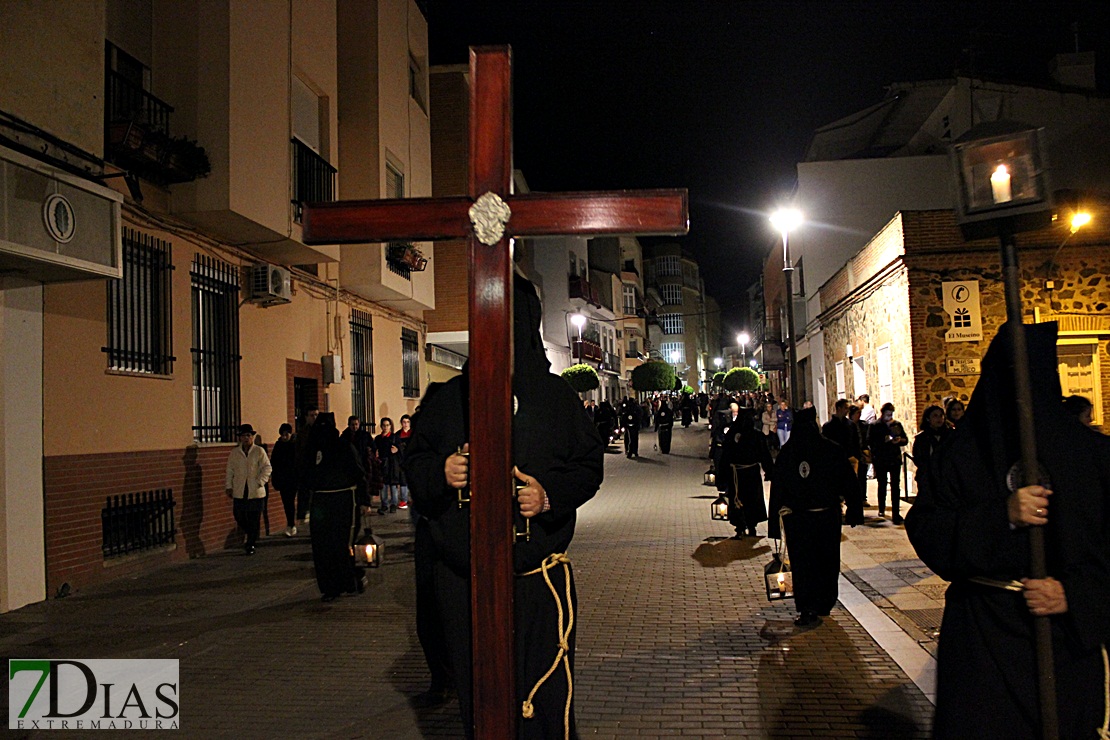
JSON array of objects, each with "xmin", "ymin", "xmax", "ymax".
[
  {"xmin": 768, "ymin": 407, "xmax": 862, "ymax": 627},
  {"xmin": 849, "ymin": 404, "xmax": 871, "ymax": 506},
  {"xmin": 294, "ymin": 405, "xmax": 319, "ymax": 524},
  {"xmin": 620, "ymin": 397, "xmax": 642, "ymax": 458},
  {"xmin": 270, "ymin": 423, "xmax": 298, "ymax": 536},
  {"xmin": 906, "ymin": 322, "xmax": 1110, "ymax": 739},
  {"xmin": 869, "ymin": 402, "xmax": 908, "ymax": 523},
  {"xmin": 225, "ymin": 423, "xmax": 272, "ymax": 555}
]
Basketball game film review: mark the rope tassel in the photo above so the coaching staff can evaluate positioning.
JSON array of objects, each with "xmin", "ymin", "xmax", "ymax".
[{"xmin": 520, "ymin": 552, "xmax": 574, "ymax": 740}]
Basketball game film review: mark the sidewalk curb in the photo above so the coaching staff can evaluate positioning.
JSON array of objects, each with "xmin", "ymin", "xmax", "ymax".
[{"xmin": 838, "ymin": 573, "xmax": 937, "ymax": 705}]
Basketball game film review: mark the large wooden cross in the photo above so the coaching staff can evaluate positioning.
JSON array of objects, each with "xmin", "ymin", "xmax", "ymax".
[{"xmin": 303, "ymin": 46, "xmax": 687, "ymax": 738}]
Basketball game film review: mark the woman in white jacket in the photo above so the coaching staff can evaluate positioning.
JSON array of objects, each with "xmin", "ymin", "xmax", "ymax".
[{"xmin": 225, "ymin": 423, "xmax": 272, "ymax": 555}]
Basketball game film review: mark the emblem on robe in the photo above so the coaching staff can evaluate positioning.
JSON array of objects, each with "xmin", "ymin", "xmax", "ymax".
[
  {"xmin": 469, "ymin": 192, "xmax": 512, "ymax": 245},
  {"xmin": 798, "ymin": 461, "xmax": 811, "ymax": 479},
  {"xmin": 734, "ymin": 433, "xmax": 741, "ymax": 443}
]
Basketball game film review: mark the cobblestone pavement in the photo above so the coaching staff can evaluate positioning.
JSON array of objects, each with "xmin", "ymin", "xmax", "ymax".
[{"xmin": 2, "ymin": 422, "xmax": 938, "ymax": 738}]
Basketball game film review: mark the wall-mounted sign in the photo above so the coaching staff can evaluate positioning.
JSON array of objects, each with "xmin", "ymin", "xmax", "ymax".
[
  {"xmin": 946, "ymin": 357, "xmax": 981, "ymax": 375},
  {"xmin": 42, "ymin": 192, "xmax": 76, "ymax": 243},
  {"xmin": 943, "ymin": 280, "xmax": 983, "ymax": 342}
]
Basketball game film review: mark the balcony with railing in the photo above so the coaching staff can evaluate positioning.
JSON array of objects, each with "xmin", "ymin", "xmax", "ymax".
[
  {"xmin": 600, "ymin": 350, "xmax": 622, "ymax": 373},
  {"xmin": 568, "ymin": 274, "xmax": 601, "ymax": 308},
  {"xmin": 291, "ymin": 138, "xmax": 337, "ymax": 222},
  {"xmin": 571, "ymin": 339, "xmax": 603, "ymax": 363},
  {"xmin": 104, "ymin": 70, "xmax": 210, "ymax": 185}
]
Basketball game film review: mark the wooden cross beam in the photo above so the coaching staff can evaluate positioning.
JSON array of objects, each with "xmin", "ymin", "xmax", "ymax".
[{"xmin": 303, "ymin": 45, "xmax": 687, "ymax": 738}]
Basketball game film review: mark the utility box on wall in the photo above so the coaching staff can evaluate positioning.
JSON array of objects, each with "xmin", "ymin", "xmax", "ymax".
[{"xmin": 322, "ymin": 354, "xmax": 343, "ymax": 384}]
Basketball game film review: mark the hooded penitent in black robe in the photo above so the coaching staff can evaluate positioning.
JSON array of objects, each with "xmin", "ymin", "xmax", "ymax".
[
  {"xmin": 307, "ymin": 412, "xmax": 366, "ymax": 599},
  {"xmin": 905, "ymin": 322, "xmax": 1110, "ymax": 739},
  {"xmin": 768, "ymin": 407, "xmax": 862, "ymax": 617},
  {"xmin": 717, "ymin": 408, "xmax": 773, "ymax": 536},
  {"xmin": 655, "ymin": 402, "xmax": 674, "ymax": 454},
  {"xmin": 404, "ymin": 274, "xmax": 605, "ymax": 740}
]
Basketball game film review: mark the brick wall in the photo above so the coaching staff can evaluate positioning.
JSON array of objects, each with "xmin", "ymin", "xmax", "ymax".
[
  {"xmin": 285, "ymin": 359, "xmax": 324, "ymax": 420},
  {"xmin": 43, "ymin": 445, "xmax": 282, "ymax": 595}
]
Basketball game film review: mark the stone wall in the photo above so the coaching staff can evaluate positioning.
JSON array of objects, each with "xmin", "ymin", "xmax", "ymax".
[{"xmin": 904, "ymin": 210, "xmax": 1110, "ymax": 431}]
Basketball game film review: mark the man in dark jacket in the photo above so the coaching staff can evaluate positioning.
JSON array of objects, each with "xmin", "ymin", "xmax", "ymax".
[
  {"xmin": 404, "ymin": 274, "xmax": 604, "ymax": 739},
  {"xmin": 768, "ymin": 407, "xmax": 862, "ymax": 626},
  {"xmin": 906, "ymin": 323, "xmax": 1110, "ymax": 739},
  {"xmin": 307, "ymin": 412, "xmax": 366, "ymax": 601}
]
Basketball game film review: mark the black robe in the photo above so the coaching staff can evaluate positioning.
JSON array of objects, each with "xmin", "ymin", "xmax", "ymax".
[
  {"xmin": 768, "ymin": 408, "xmax": 862, "ymax": 615},
  {"xmin": 905, "ymin": 322, "xmax": 1110, "ymax": 738},
  {"xmin": 307, "ymin": 413, "xmax": 365, "ymax": 598},
  {"xmin": 717, "ymin": 409, "xmax": 772, "ymax": 532},
  {"xmin": 655, "ymin": 404, "xmax": 674, "ymax": 454},
  {"xmin": 404, "ymin": 275, "xmax": 604, "ymax": 739}
]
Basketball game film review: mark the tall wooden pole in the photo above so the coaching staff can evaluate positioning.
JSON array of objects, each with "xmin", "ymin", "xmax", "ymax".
[{"xmin": 999, "ymin": 229, "xmax": 1058, "ymax": 740}]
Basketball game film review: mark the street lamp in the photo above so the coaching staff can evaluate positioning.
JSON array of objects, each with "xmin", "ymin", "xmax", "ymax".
[
  {"xmin": 670, "ymin": 350, "xmax": 682, "ymax": 387},
  {"xmin": 570, "ymin": 312, "xmax": 587, "ymax": 360},
  {"xmin": 737, "ymin": 331, "xmax": 750, "ymax": 367},
  {"xmin": 770, "ymin": 208, "xmax": 803, "ymax": 409}
]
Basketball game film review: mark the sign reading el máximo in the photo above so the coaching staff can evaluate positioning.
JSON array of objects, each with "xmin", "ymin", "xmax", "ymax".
[{"xmin": 942, "ymin": 280, "xmax": 983, "ymax": 342}]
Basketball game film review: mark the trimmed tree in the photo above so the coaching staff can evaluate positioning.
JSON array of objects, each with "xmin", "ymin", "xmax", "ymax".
[
  {"xmin": 682, "ymin": 384, "xmax": 695, "ymax": 395},
  {"xmin": 561, "ymin": 363, "xmax": 600, "ymax": 393},
  {"xmin": 712, "ymin": 371, "xmax": 726, "ymax": 389},
  {"xmin": 630, "ymin": 361, "xmax": 676, "ymax": 393},
  {"xmin": 723, "ymin": 366, "xmax": 760, "ymax": 392}
]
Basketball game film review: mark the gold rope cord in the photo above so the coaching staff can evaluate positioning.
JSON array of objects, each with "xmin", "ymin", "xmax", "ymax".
[
  {"xmin": 519, "ymin": 552, "xmax": 574, "ymax": 740},
  {"xmin": 1099, "ymin": 644, "xmax": 1109, "ymax": 740}
]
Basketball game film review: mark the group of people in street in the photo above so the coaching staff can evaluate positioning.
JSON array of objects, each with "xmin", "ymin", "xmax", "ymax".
[{"xmin": 223, "ymin": 405, "xmax": 420, "ymax": 601}]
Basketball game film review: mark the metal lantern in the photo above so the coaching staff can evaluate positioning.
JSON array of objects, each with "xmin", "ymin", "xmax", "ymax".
[
  {"xmin": 711, "ymin": 494, "xmax": 729, "ymax": 521},
  {"xmin": 703, "ymin": 466, "xmax": 716, "ymax": 486},
  {"xmin": 353, "ymin": 534, "xmax": 384, "ymax": 568},
  {"xmin": 764, "ymin": 554, "xmax": 794, "ymax": 601},
  {"xmin": 950, "ymin": 122, "xmax": 1053, "ymax": 239}
]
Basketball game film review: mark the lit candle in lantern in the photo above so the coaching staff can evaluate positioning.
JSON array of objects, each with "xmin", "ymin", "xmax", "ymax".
[{"xmin": 990, "ymin": 164, "xmax": 1012, "ymax": 203}]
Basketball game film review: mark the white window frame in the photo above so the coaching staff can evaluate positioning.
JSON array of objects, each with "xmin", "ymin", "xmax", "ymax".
[
  {"xmin": 835, "ymin": 360, "xmax": 846, "ymax": 400},
  {"xmin": 877, "ymin": 343, "xmax": 893, "ymax": 407}
]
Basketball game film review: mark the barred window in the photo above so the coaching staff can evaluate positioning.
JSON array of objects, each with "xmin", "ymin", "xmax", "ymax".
[
  {"xmin": 350, "ymin": 309, "xmax": 375, "ymax": 432},
  {"xmin": 661, "ymin": 312, "xmax": 685, "ymax": 335},
  {"xmin": 656, "ymin": 255, "xmax": 680, "ymax": 277},
  {"xmin": 402, "ymin": 327, "xmax": 420, "ymax": 398},
  {"xmin": 661, "ymin": 284, "xmax": 682, "ymax": 305},
  {"xmin": 660, "ymin": 341, "xmax": 684, "ymax": 364},
  {"xmin": 385, "ymin": 163, "xmax": 411, "ymax": 280},
  {"xmin": 190, "ymin": 255, "xmax": 241, "ymax": 443},
  {"xmin": 104, "ymin": 228, "xmax": 174, "ymax": 374}
]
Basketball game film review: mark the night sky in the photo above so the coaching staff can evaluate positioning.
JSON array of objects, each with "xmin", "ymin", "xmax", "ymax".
[{"xmin": 427, "ymin": 1, "xmax": 1110, "ymax": 332}]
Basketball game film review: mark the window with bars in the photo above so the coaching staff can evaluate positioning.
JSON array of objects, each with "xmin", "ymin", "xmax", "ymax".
[
  {"xmin": 660, "ymin": 341, "xmax": 684, "ymax": 364},
  {"xmin": 350, "ymin": 309, "xmax": 375, "ymax": 432},
  {"xmin": 104, "ymin": 228, "xmax": 175, "ymax": 374},
  {"xmin": 402, "ymin": 327, "xmax": 420, "ymax": 398},
  {"xmin": 385, "ymin": 163, "xmax": 412, "ymax": 280},
  {"xmin": 661, "ymin": 284, "xmax": 682, "ymax": 305},
  {"xmin": 190, "ymin": 255, "xmax": 241, "ymax": 443},
  {"xmin": 661, "ymin": 312, "xmax": 685, "ymax": 335}
]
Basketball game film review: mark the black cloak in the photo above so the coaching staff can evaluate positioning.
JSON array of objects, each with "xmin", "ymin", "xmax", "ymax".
[
  {"xmin": 403, "ymin": 274, "xmax": 605, "ymax": 738},
  {"xmin": 717, "ymin": 408, "xmax": 772, "ymax": 529},
  {"xmin": 905, "ymin": 322, "xmax": 1110, "ymax": 738}
]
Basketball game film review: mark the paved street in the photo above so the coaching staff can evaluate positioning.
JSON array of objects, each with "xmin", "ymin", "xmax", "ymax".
[{"xmin": 2, "ymin": 422, "xmax": 938, "ymax": 738}]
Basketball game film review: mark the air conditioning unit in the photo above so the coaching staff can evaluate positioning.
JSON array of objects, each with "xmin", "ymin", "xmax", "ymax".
[{"xmin": 249, "ymin": 264, "xmax": 292, "ymax": 306}]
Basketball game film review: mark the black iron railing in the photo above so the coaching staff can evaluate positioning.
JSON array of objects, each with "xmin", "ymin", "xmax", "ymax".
[
  {"xmin": 105, "ymin": 69, "xmax": 173, "ymax": 136},
  {"xmin": 102, "ymin": 489, "xmax": 176, "ymax": 558},
  {"xmin": 104, "ymin": 228, "xmax": 175, "ymax": 374},
  {"xmin": 191, "ymin": 255, "xmax": 241, "ymax": 443},
  {"xmin": 291, "ymin": 138, "xmax": 337, "ymax": 222},
  {"xmin": 350, "ymin": 309, "xmax": 375, "ymax": 429},
  {"xmin": 402, "ymin": 327, "xmax": 420, "ymax": 398}
]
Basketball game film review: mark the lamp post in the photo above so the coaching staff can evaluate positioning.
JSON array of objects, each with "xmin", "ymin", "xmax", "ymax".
[
  {"xmin": 951, "ymin": 121, "xmax": 1057, "ymax": 740},
  {"xmin": 570, "ymin": 312, "xmax": 586, "ymax": 361},
  {"xmin": 737, "ymin": 331, "xmax": 750, "ymax": 368},
  {"xmin": 770, "ymin": 208, "xmax": 802, "ymax": 409}
]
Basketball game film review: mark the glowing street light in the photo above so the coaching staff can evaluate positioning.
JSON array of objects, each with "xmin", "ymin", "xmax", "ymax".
[
  {"xmin": 770, "ymin": 208, "xmax": 803, "ymax": 409},
  {"xmin": 714, "ymin": 357, "xmax": 723, "ymax": 368},
  {"xmin": 737, "ymin": 331, "xmax": 750, "ymax": 367},
  {"xmin": 1070, "ymin": 211, "xmax": 1092, "ymax": 234},
  {"xmin": 570, "ymin": 312, "xmax": 587, "ymax": 361}
]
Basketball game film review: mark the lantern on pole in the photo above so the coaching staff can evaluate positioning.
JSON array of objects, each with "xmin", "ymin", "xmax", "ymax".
[
  {"xmin": 710, "ymin": 493, "xmax": 728, "ymax": 520},
  {"xmin": 353, "ymin": 534, "xmax": 384, "ymax": 568},
  {"xmin": 950, "ymin": 120, "xmax": 1058, "ymax": 740}
]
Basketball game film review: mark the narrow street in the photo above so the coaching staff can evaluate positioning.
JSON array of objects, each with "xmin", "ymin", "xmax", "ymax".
[{"xmin": 2, "ymin": 421, "xmax": 938, "ymax": 738}]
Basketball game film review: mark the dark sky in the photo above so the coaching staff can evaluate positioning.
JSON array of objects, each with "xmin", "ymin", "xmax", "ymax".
[{"xmin": 427, "ymin": 1, "xmax": 1109, "ymax": 331}]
